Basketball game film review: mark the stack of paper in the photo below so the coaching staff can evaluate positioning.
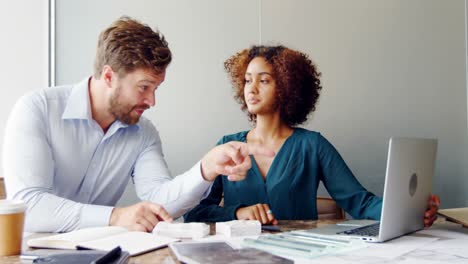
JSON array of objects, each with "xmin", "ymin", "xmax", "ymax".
[
  {"xmin": 153, "ymin": 222, "xmax": 210, "ymax": 239},
  {"xmin": 216, "ymin": 220, "xmax": 261, "ymax": 237}
]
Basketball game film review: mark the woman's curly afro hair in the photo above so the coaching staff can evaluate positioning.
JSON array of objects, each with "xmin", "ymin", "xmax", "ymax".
[{"xmin": 224, "ymin": 45, "xmax": 322, "ymax": 127}]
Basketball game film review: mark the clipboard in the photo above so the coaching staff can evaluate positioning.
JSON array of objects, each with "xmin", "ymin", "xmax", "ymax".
[{"xmin": 437, "ymin": 208, "xmax": 468, "ymax": 228}]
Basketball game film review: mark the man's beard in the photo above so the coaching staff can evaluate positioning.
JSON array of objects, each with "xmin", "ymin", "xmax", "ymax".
[{"xmin": 108, "ymin": 86, "xmax": 147, "ymax": 125}]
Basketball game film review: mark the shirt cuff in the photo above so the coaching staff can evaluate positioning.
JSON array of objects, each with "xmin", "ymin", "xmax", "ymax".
[
  {"xmin": 161, "ymin": 161, "xmax": 214, "ymax": 218},
  {"xmin": 228, "ymin": 204, "xmax": 245, "ymax": 220},
  {"xmin": 191, "ymin": 160, "xmax": 214, "ymax": 199},
  {"xmin": 79, "ymin": 204, "xmax": 114, "ymax": 229}
]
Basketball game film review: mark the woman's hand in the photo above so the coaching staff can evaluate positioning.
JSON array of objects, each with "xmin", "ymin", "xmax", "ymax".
[
  {"xmin": 235, "ymin": 203, "xmax": 278, "ymax": 225},
  {"xmin": 424, "ymin": 194, "xmax": 440, "ymax": 227}
]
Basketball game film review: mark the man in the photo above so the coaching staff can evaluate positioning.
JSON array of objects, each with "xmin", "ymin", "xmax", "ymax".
[{"xmin": 2, "ymin": 17, "xmax": 274, "ymax": 233}]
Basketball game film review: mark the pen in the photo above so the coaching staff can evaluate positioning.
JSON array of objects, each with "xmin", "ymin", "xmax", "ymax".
[{"xmin": 91, "ymin": 246, "xmax": 122, "ymax": 264}]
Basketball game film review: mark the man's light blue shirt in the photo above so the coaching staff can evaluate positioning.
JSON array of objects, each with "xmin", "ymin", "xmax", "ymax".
[{"xmin": 3, "ymin": 78, "xmax": 212, "ymax": 232}]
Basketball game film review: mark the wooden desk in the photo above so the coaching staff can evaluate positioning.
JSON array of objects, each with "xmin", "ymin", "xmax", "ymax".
[
  {"xmin": 0, "ymin": 220, "xmax": 339, "ymax": 264},
  {"xmin": 3, "ymin": 218, "xmax": 466, "ymax": 263}
]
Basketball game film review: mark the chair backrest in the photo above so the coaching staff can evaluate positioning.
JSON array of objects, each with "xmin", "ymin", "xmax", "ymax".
[
  {"xmin": 0, "ymin": 177, "xmax": 5, "ymax": 199},
  {"xmin": 317, "ymin": 196, "xmax": 346, "ymax": 220}
]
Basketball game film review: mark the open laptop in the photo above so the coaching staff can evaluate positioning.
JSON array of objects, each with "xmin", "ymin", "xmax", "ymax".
[{"xmin": 307, "ymin": 137, "xmax": 438, "ymax": 242}]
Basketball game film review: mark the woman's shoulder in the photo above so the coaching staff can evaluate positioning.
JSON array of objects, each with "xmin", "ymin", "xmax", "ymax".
[
  {"xmin": 294, "ymin": 128, "xmax": 342, "ymax": 156},
  {"xmin": 293, "ymin": 127, "xmax": 322, "ymax": 141},
  {"xmin": 293, "ymin": 128, "xmax": 336, "ymax": 148},
  {"xmin": 217, "ymin": 130, "xmax": 249, "ymax": 144}
]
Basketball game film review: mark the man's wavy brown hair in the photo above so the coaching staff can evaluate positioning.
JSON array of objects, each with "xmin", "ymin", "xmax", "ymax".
[
  {"xmin": 224, "ymin": 45, "xmax": 322, "ymax": 126},
  {"xmin": 94, "ymin": 16, "xmax": 172, "ymax": 78}
]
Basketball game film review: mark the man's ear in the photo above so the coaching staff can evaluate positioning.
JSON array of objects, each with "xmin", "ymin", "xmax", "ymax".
[{"xmin": 101, "ymin": 65, "xmax": 115, "ymax": 88}]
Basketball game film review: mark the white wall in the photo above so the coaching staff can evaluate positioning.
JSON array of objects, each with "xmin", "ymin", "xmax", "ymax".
[
  {"xmin": 54, "ymin": 0, "xmax": 468, "ymax": 208},
  {"xmin": 261, "ymin": 0, "xmax": 468, "ymax": 207},
  {"xmin": 0, "ymin": 0, "xmax": 49, "ymax": 177}
]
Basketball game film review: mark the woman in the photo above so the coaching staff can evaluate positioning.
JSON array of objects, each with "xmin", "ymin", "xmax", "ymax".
[{"xmin": 185, "ymin": 45, "xmax": 439, "ymax": 226}]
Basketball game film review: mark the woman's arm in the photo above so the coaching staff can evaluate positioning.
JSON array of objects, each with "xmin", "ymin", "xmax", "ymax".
[
  {"xmin": 183, "ymin": 176, "xmax": 244, "ymax": 222},
  {"xmin": 317, "ymin": 134, "xmax": 382, "ymax": 220}
]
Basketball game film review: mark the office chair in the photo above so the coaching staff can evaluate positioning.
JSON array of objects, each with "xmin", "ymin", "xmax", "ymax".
[{"xmin": 316, "ymin": 196, "xmax": 346, "ymax": 220}]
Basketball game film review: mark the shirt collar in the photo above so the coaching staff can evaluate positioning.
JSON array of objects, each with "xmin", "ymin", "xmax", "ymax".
[
  {"xmin": 61, "ymin": 77, "xmax": 141, "ymax": 129},
  {"xmin": 62, "ymin": 77, "xmax": 92, "ymax": 120}
]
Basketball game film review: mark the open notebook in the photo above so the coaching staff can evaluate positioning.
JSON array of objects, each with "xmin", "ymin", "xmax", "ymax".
[{"xmin": 27, "ymin": 226, "xmax": 178, "ymax": 256}]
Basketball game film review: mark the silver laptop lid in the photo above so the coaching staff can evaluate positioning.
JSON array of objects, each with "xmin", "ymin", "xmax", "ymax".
[{"xmin": 378, "ymin": 137, "xmax": 437, "ymax": 242}]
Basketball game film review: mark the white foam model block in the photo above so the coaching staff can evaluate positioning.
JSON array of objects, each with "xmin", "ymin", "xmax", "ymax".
[
  {"xmin": 153, "ymin": 222, "xmax": 210, "ymax": 239},
  {"xmin": 216, "ymin": 220, "xmax": 262, "ymax": 237}
]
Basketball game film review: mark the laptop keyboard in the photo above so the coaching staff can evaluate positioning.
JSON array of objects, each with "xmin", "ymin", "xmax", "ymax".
[{"xmin": 338, "ymin": 223, "xmax": 380, "ymax": 237}]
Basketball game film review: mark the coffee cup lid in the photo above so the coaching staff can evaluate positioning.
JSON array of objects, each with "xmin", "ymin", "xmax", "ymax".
[{"xmin": 0, "ymin": 200, "xmax": 27, "ymax": 214}]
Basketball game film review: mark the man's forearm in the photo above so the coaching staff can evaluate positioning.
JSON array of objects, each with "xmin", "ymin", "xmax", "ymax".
[
  {"xmin": 11, "ymin": 188, "xmax": 113, "ymax": 232},
  {"xmin": 135, "ymin": 161, "xmax": 212, "ymax": 219}
]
